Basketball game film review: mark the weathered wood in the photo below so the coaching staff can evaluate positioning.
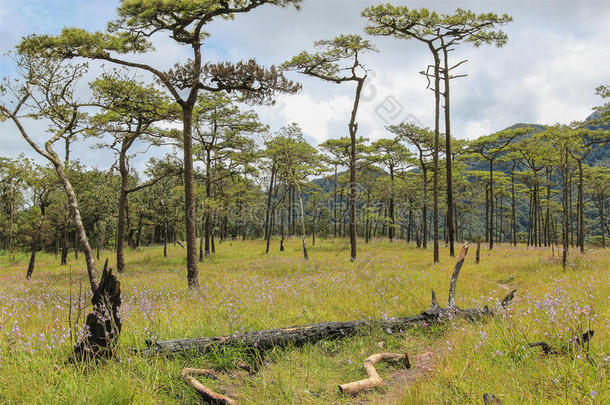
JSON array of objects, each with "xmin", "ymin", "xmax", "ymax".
[
  {"xmin": 529, "ymin": 330, "xmax": 594, "ymax": 355},
  {"xmin": 144, "ymin": 299, "xmax": 513, "ymax": 357},
  {"xmin": 339, "ymin": 352, "xmax": 410, "ymax": 395},
  {"xmin": 501, "ymin": 290, "xmax": 516, "ymax": 308},
  {"xmin": 70, "ymin": 259, "xmax": 121, "ymax": 362},
  {"xmin": 483, "ymin": 392, "xmax": 503, "ymax": 404},
  {"xmin": 142, "ymin": 243, "xmax": 514, "ymax": 357},
  {"xmin": 448, "ymin": 243, "xmax": 468, "ymax": 308},
  {"xmin": 181, "ymin": 368, "xmax": 237, "ymax": 405},
  {"xmin": 476, "ymin": 236, "xmax": 481, "ymax": 264}
]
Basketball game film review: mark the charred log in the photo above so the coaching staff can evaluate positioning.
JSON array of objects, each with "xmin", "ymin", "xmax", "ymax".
[{"xmin": 141, "ymin": 244, "xmax": 514, "ymax": 357}]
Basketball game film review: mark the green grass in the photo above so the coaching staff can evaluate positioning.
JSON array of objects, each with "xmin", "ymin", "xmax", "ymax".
[{"xmin": 0, "ymin": 239, "xmax": 608, "ymax": 404}]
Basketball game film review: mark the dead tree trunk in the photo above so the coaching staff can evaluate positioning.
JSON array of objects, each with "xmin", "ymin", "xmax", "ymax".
[
  {"xmin": 447, "ymin": 243, "xmax": 468, "ymax": 308},
  {"xmin": 142, "ymin": 244, "xmax": 514, "ymax": 357},
  {"xmin": 70, "ymin": 259, "xmax": 121, "ymax": 362},
  {"xmin": 26, "ymin": 202, "xmax": 46, "ymax": 280},
  {"xmin": 294, "ymin": 182, "xmax": 309, "ymax": 260}
]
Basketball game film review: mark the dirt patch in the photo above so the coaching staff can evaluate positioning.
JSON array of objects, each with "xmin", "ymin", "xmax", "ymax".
[
  {"xmin": 348, "ymin": 348, "xmax": 440, "ymax": 405},
  {"xmin": 392, "ymin": 350, "xmax": 436, "ymax": 384}
]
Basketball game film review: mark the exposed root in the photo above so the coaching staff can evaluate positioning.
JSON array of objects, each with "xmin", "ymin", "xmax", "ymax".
[
  {"xmin": 181, "ymin": 368, "xmax": 238, "ymax": 405},
  {"xmin": 339, "ymin": 352, "xmax": 410, "ymax": 395}
]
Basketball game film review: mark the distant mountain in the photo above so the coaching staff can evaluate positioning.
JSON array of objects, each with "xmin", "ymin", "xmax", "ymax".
[
  {"xmin": 480, "ymin": 111, "xmax": 609, "ymax": 168},
  {"xmin": 312, "ymin": 165, "xmax": 385, "ymax": 195},
  {"xmin": 584, "ymin": 108, "xmax": 609, "ymax": 128},
  {"xmin": 310, "ymin": 112, "xmax": 608, "ymax": 191},
  {"xmin": 466, "ymin": 123, "xmax": 546, "ymax": 171},
  {"xmin": 583, "ymin": 108, "xmax": 610, "ymax": 167},
  {"xmin": 505, "ymin": 123, "xmax": 546, "ymax": 132}
]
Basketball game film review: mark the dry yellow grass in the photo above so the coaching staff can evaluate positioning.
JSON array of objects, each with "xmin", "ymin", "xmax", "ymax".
[{"xmin": 0, "ymin": 239, "xmax": 608, "ymax": 404}]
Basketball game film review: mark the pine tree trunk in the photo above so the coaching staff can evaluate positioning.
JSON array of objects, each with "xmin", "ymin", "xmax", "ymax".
[
  {"xmin": 510, "ymin": 166, "xmax": 517, "ymax": 246},
  {"xmin": 333, "ymin": 165, "xmax": 338, "ymax": 238},
  {"xmin": 26, "ymin": 204, "xmax": 45, "ymax": 280},
  {"xmin": 199, "ymin": 222, "xmax": 204, "ymax": 262},
  {"xmin": 182, "ymin": 104, "xmax": 199, "ymax": 289},
  {"xmin": 499, "ymin": 190, "xmax": 503, "ymax": 244},
  {"xmin": 489, "ymin": 160, "xmax": 494, "ymax": 250},
  {"xmin": 443, "ymin": 46, "xmax": 455, "ymax": 257},
  {"xmin": 292, "ymin": 187, "xmax": 297, "ymax": 237},
  {"xmin": 264, "ymin": 165, "xmax": 276, "ymax": 250},
  {"xmin": 295, "ymin": 184, "xmax": 308, "ymax": 260},
  {"xmin": 431, "ymin": 47, "xmax": 441, "ymax": 263},
  {"xmin": 7, "ymin": 190, "xmax": 14, "ymax": 260},
  {"xmin": 562, "ymin": 163, "xmax": 569, "ymax": 267},
  {"xmin": 49, "ymin": 154, "xmax": 98, "ymax": 292},
  {"xmin": 407, "ymin": 202, "xmax": 413, "ymax": 244},
  {"xmin": 266, "ymin": 186, "xmax": 279, "ymax": 254},
  {"xmin": 599, "ymin": 195, "xmax": 606, "ymax": 248},
  {"xmin": 312, "ymin": 197, "xmax": 316, "ymax": 246},
  {"xmin": 485, "ymin": 185, "xmax": 489, "ymax": 244},
  {"xmin": 389, "ymin": 166, "xmax": 395, "ymax": 242},
  {"xmin": 280, "ymin": 199, "xmax": 285, "ymax": 252},
  {"xmin": 347, "ymin": 78, "xmax": 364, "ymax": 261},
  {"xmin": 422, "ymin": 165, "xmax": 428, "ymax": 249},
  {"xmin": 163, "ymin": 221, "xmax": 168, "ymax": 258},
  {"xmin": 568, "ymin": 172, "xmax": 574, "ymax": 247},
  {"xmin": 61, "ymin": 226, "xmax": 69, "ymax": 265},
  {"xmin": 578, "ymin": 160, "xmax": 585, "ymax": 252}
]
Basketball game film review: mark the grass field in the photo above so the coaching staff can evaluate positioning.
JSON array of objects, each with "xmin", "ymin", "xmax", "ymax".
[{"xmin": 0, "ymin": 239, "xmax": 608, "ymax": 404}]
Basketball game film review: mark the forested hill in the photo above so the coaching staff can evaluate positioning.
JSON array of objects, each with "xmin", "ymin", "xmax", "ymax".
[
  {"xmin": 584, "ymin": 108, "xmax": 610, "ymax": 166},
  {"xmin": 500, "ymin": 121, "xmax": 609, "ymax": 167},
  {"xmin": 313, "ymin": 110, "xmax": 609, "ymax": 191},
  {"xmin": 494, "ymin": 109, "xmax": 609, "ymax": 167}
]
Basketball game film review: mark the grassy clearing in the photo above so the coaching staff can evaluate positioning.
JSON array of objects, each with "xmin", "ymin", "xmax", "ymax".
[{"xmin": 0, "ymin": 239, "xmax": 608, "ymax": 404}]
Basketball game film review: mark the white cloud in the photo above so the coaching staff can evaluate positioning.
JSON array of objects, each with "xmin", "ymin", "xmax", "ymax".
[
  {"xmin": 258, "ymin": 92, "xmax": 353, "ymax": 144},
  {"xmin": 1, "ymin": 0, "xmax": 609, "ymax": 170}
]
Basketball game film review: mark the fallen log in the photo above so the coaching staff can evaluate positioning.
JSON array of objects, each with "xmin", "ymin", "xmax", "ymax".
[
  {"xmin": 181, "ymin": 368, "xmax": 237, "ymax": 405},
  {"xmin": 142, "ymin": 244, "xmax": 515, "ymax": 357},
  {"xmin": 338, "ymin": 352, "xmax": 410, "ymax": 395}
]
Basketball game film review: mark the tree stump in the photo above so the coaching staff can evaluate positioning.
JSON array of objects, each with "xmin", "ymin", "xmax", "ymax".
[{"xmin": 70, "ymin": 259, "xmax": 121, "ymax": 362}]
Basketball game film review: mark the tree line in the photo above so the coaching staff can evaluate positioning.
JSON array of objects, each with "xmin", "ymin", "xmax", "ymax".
[{"xmin": 1, "ymin": 1, "xmax": 608, "ymax": 292}]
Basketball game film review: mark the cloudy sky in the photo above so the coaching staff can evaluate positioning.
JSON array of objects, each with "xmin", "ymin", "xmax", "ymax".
[{"xmin": 1, "ymin": 0, "xmax": 608, "ymax": 171}]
